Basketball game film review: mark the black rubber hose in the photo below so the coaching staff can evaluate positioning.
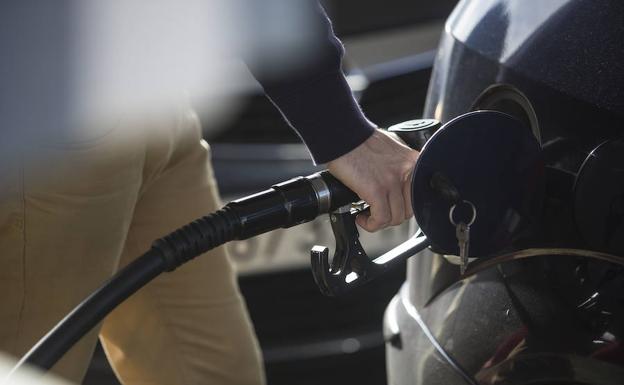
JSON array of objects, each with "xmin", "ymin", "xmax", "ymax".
[
  {"xmin": 14, "ymin": 249, "xmax": 166, "ymax": 372},
  {"xmin": 8, "ymin": 122, "xmax": 432, "ymax": 378},
  {"xmin": 10, "ymin": 174, "xmax": 352, "ymax": 376},
  {"xmin": 12, "ymin": 207, "xmax": 241, "ymax": 373}
]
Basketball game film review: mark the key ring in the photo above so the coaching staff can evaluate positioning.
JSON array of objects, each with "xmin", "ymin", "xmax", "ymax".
[{"xmin": 449, "ymin": 200, "xmax": 477, "ymax": 226}]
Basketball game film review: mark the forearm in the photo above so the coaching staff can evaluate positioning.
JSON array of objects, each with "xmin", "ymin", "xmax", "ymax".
[{"xmin": 247, "ymin": 2, "xmax": 375, "ymax": 164}]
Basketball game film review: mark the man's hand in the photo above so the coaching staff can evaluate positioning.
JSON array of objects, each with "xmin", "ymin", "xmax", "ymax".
[{"xmin": 327, "ymin": 129, "xmax": 420, "ymax": 232}]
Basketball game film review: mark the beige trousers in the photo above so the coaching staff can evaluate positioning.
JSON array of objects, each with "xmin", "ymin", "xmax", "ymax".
[{"xmin": 0, "ymin": 108, "xmax": 265, "ymax": 385}]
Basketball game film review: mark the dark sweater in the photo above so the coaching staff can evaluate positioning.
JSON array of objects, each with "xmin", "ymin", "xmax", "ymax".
[{"xmin": 247, "ymin": 4, "xmax": 376, "ymax": 165}]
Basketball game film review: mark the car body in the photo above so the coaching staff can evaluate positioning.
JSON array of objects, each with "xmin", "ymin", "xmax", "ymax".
[{"xmin": 384, "ymin": 1, "xmax": 624, "ymax": 384}]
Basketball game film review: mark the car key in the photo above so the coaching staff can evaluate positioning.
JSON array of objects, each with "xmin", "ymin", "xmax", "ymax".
[
  {"xmin": 455, "ymin": 222, "xmax": 470, "ymax": 274},
  {"xmin": 449, "ymin": 200, "xmax": 477, "ymax": 274}
]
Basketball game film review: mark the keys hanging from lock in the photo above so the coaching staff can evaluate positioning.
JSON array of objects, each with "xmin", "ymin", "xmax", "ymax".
[
  {"xmin": 455, "ymin": 222, "xmax": 470, "ymax": 274},
  {"xmin": 449, "ymin": 200, "xmax": 477, "ymax": 274},
  {"xmin": 429, "ymin": 171, "xmax": 478, "ymax": 272}
]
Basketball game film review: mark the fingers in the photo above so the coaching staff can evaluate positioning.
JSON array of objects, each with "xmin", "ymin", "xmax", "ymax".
[
  {"xmin": 356, "ymin": 192, "xmax": 391, "ymax": 232},
  {"xmin": 355, "ymin": 212, "xmax": 370, "ymax": 230},
  {"xmin": 326, "ymin": 128, "xmax": 419, "ymax": 232},
  {"xmin": 356, "ymin": 185, "xmax": 407, "ymax": 232}
]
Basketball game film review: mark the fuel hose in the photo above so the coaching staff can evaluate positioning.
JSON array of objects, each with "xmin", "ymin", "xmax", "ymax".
[
  {"xmin": 9, "ymin": 119, "xmax": 436, "ymax": 377},
  {"xmin": 8, "ymin": 171, "xmax": 356, "ymax": 375}
]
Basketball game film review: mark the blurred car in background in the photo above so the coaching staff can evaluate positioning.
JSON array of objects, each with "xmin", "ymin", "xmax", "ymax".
[{"xmin": 84, "ymin": 1, "xmax": 457, "ymax": 384}]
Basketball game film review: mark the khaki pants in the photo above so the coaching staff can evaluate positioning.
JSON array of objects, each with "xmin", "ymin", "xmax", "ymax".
[{"xmin": 0, "ymin": 108, "xmax": 265, "ymax": 385}]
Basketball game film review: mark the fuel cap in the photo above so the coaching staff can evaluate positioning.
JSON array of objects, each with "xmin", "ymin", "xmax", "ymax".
[{"xmin": 411, "ymin": 110, "xmax": 544, "ymax": 257}]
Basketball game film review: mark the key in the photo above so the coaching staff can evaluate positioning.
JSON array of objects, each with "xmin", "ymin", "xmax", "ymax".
[
  {"xmin": 449, "ymin": 199, "xmax": 477, "ymax": 274},
  {"xmin": 455, "ymin": 222, "xmax": 470, "ymax": 274}
]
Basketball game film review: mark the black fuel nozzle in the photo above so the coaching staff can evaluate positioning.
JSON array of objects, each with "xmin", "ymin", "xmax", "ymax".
[
  {"xmin": 225, "ymin": 171, "xmax": 358, "ymax": 240},
  {"xmin": 154, "ymin": 170, "xmax": 361, "ymax": 272},
  {"xmin": 157, "ymin": 112, "xmax": 543, "ymax": 297},
  {"xmin": 225, "ymin": 118, "xmax": 440, "ymax": 241},
  {"xmin": 309, "ymin": 119, "xmax": 439, "ymax": 296}
]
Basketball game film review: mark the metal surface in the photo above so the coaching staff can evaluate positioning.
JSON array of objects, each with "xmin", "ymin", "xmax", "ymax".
[{"xmin": 308, "ymin": 173, "xmax": 332, "ymax": 214}]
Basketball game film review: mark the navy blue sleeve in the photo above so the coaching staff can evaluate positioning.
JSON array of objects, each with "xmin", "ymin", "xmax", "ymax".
[{"xmin": 247, "ymin": 4, "xmax": 376, "ymax": 164}]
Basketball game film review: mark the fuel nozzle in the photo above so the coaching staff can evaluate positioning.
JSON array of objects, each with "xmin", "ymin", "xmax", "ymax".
[
  {"xmin": 310, "ymin": 119, "xmax": 440, "ymax": 296},
  {"xmin": 156, "ymin": 116, "xmax": 441, "ymax": 275},
  {"xmin": 311, "ymin": 111, "xmax": 545, "ymax": 296}
]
